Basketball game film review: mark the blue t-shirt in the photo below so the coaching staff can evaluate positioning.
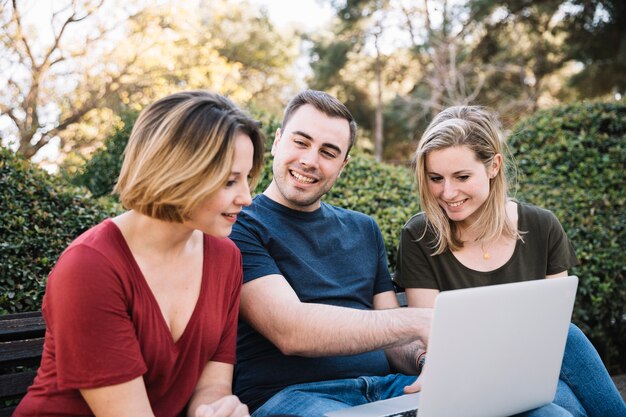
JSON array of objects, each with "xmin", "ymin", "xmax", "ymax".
[{"xmin": 230, "ymin": 194, "xmax": 394, "ymax": 411}]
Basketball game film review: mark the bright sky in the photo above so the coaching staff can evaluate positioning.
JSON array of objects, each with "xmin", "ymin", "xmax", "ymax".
[{"xmin": 250, "ymin": 0, "xmax": 334, "ymax": 30}]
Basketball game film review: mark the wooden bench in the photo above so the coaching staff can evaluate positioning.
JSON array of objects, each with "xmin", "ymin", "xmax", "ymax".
[
  {"xmin": 396, "ymin": 291, "xmax": 407, "ymax": 307},
  {"xmin": 0, "ymin": 311, "xmax": 45, "ymax": 417}
]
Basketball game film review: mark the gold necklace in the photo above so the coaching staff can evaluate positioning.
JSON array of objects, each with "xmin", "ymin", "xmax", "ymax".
[{"xmin": 480, "ymin": 242, "xmax": 490, "ymax": 260}]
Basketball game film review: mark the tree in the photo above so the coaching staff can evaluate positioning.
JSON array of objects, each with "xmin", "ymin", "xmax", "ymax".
[
  {"xmin": 1, "ymin": 0, "xmax": 299, "ymax": 165},
  {"xmin": 310, "ymin": 0, "xmax": 415, "ymax": 161},
  {"xmin": 312, "ymin": 0, "xmax": 492, "ymax": 160},
  {"xmin": 469, "ymin": 1, "xmax": 570, "ymax": 119},
  {"xmin": 554, "ymin": 0, "xmax": 625, "ymax": 97},
  {"xmin": 469, "ymin": 0, "xmax": 626, "ymax": 100},
  {"xmin": 313, "ymin": 0, "xmax": 626, "ymax": 163},
  {"xmin": 398, "ymin": 0, "xmax": 492, "ymax": 117},
  {"xmin": 0, "ymin": 0, "xmax": 147, "ymax": 160}
]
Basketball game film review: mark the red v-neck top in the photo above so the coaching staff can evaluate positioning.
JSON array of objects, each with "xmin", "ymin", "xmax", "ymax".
[{"xmin": 15, "ymin": 219, "xmax": 242, "ymax": 416}]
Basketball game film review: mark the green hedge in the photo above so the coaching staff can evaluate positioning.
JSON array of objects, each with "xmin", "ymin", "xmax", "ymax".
[
  {"xmin": 0, "ymin": 148, "xmax": 119, "ymax": 313},
  {"xmin": 71, "ymin": 112, "xmax": 137, "ymax": 198},
  {"xmin": 508, "ymin": 100, "xmax": 626, "ymax": 374}
]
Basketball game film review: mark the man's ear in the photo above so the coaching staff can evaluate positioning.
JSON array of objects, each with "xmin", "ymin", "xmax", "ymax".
[
  {"xmin": 339, "ymin": 154, "xmax": 350, "ymax": 175},
  {"xmin": 271, "ymin": 128, "xmax": 282, "ymax": 156}
]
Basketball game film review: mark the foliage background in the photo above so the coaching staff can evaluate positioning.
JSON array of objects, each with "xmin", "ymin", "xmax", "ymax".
[
  {"xmin": 0, "ymin": 148, "xmax": 120, "ymax": 313},
  {"xmin": 509, "ymin": 100, "xmax": 626, "ymax": 374},
  {"xmin": 2, "ymin": 100, "xmax": 624, "ymax": 374}
]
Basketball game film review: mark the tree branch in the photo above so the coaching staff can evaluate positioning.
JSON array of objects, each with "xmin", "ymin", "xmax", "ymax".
[
  {"xmin": 11, "ymin": 0, "xmax": 36, "ymax": 66},
  {"xmin": 0, "ymin": 102, "xmax": 20, "ymax": 128}
]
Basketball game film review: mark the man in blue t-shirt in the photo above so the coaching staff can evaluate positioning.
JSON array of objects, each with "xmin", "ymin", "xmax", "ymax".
[{"xmin": 229, "ymin": 90, "xmax": 432, "ymax": 417}]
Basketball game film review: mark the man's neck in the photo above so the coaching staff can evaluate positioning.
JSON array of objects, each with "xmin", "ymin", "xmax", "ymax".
[{"xmin": 263, "ymin": 181, "xmax": 321, "ymax": 212}]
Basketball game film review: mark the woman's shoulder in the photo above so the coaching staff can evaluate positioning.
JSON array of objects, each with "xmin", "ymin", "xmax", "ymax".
[
  {"xmin": 403, "ymin": 212, "xmax": 429, "ymax": 232},
  {"xmin": 206, "ymin": 235, "xmax": 242, "ymax": 263},
  {"xmin": 69, "ymin": 218, "xmax": 115, "ymax": 244},
  {"xmin": 401, "ymin": 212, "xmax": 437, "ymax": 241},
  {"xmin": 516, "ymin": 201, "xmax": 562, "ymax": 228},
  {"xmin": 60, "ymin": 219, "xmax": 123, "ymax": 264},
  {"xmin": 47, "ymin": 221, "xmax": 132, "ymax": 299}
]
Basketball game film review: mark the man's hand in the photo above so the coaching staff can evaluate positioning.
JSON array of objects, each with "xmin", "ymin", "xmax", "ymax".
[{"xmin": 194, "ymin": 395, "xmax": 249, "ymax": 417}]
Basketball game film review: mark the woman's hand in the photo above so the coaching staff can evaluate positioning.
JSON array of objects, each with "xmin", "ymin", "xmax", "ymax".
[
  {"xmin": 404, "ymin": 349, "xmax": 429, "ymax": 394},
  {"xmin": 194, "ymin": 395, "xmax": 249, "ymax": 417},
  {"xmin": 404, "ymin": 377, "xmax": 422, "ymax": 394},
  {"xmin": 188, "ymin": 362, "xmax": 248, "ymax": 417}
]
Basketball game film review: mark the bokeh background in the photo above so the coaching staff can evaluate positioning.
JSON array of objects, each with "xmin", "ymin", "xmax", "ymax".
[{"xmin": 1, "ymin": 0, "xmax": 624, "ymax": 378}]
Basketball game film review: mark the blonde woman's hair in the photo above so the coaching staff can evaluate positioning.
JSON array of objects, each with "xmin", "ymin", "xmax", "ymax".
[
  {"xmin": 115, "ymin": 90, "xmax": 264, "ymax": 222},
  {"xmin": 414, "ymin": 105, "xmax": 520, "ymax": 255}
]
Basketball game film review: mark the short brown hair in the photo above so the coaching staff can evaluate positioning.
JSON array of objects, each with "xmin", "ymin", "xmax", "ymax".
[
  {"xmin": 115, "ymin": 90, "xmax": 264, "ymax": 222},
  {"xmin": 282, "ymin": 90, "xmax": 357, "ymax": 155}
]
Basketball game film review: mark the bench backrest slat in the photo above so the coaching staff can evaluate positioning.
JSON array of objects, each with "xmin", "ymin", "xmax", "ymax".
[
  {"xmin": 0, "ymin": 314, "xmax": 46, "ymax": 343},
  {"xmin": 0, "ymin": 407, "xmax": 17, "ymax": 417},
  {"xmin": 0, "ymin": 338, "xmax": 45, "ymax": 367},
  {"xmin": 0, "ymin": 370, "xmax": 37, "ymax": 398},
  {"xmin": 0, "ymin": 311, "xmax": 45, "ymax": 412},
  {"xmin": 396, "ymin": 292, "xmax": 407, "ymax": 307}
]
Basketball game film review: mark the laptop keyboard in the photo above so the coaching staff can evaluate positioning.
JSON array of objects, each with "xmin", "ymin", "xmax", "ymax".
[{"xmin": 382, "ymin": 409, "xmax": 417, "ymax": 417}]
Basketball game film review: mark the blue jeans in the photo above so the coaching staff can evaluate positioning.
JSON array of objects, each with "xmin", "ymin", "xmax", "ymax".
[
  {"xmin": 554, "ymin": 323, "xmax": 626, "ymax": 417},
  {"xmin": 251, "ymin": 374, "xmax": 414, "ymax": 417},
  {"xmin": 251, "ymin": 374, "xmax": 580, "ymax": 417},
  {"xmin": 252, "ymin": 324, "xmax": 625, "ymax": 417}
]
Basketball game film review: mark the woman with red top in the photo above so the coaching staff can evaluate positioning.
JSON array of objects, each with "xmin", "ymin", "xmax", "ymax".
[{"xmin": 15, "ymin": 90, "xmax": 265, "ymax": 417}]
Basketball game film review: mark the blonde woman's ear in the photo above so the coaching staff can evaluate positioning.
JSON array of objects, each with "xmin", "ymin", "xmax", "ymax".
[{"xmin": 491, "ymin": 153, "xmax": 503, "ymax": 177}]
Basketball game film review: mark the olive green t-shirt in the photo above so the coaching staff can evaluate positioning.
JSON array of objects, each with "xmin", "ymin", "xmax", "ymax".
[{"xmin": 393, "ymin": 203, "xmax": 579, "ymax": 291}]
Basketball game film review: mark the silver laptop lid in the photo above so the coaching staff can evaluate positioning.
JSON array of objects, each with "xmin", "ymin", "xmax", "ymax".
[
  {"xmin": 325, "ymin": 277, "xmax": 578, "ymax": 417},
  {"xmin": 419, "ymin": 276, "xmax": 578, "ymax": 417}
]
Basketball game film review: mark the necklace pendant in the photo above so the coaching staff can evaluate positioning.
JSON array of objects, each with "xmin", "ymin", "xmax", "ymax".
[{"xmin": 483, "ymin": 252, "xmax": 490, "ymax": 260}]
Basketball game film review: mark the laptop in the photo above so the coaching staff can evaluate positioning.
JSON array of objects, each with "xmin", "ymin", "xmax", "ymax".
[{"xmin": 325, "ymin": 276, "xmax": 578, "ymax": 417}]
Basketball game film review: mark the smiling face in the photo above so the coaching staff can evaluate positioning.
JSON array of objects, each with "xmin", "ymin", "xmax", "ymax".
[
  {"xmin": 265, "ymin": 104, "xmax": 351, "ymax": 211},
  {"xmin": 425, "ymin": 145, "xmax": 501, "ymax": 227},
  {"xmin": 185, "ymin": 133, "xmax": 254, "ymax": 237}
]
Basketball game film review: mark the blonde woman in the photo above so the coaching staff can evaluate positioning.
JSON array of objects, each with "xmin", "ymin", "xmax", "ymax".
[
  {"xmin": 395, "ymin": 106, "xmax": 625, "ymax": 417},
  {"xmin": 16, "ymin": 91, "xmax": 264, "ymax": 417}
]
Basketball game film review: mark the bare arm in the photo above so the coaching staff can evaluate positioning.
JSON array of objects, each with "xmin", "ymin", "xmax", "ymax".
[
  {"xmin": 375, "ymin": 291, "xmax": 427, "ymax": 374},
  {"xmin": 80, "ymin": 376, "xmax": 154, "ymax": 417},
  {"xmin": 240, "ymin": 275, "xmax": 432, "ymax": 357},
  {"xmin": 405, "ymin": 288, "xmax": 439, "ymax": 309},
  {"xmin": 187, "ymin": 362, "xmax": 248, "ymax": 417}
]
